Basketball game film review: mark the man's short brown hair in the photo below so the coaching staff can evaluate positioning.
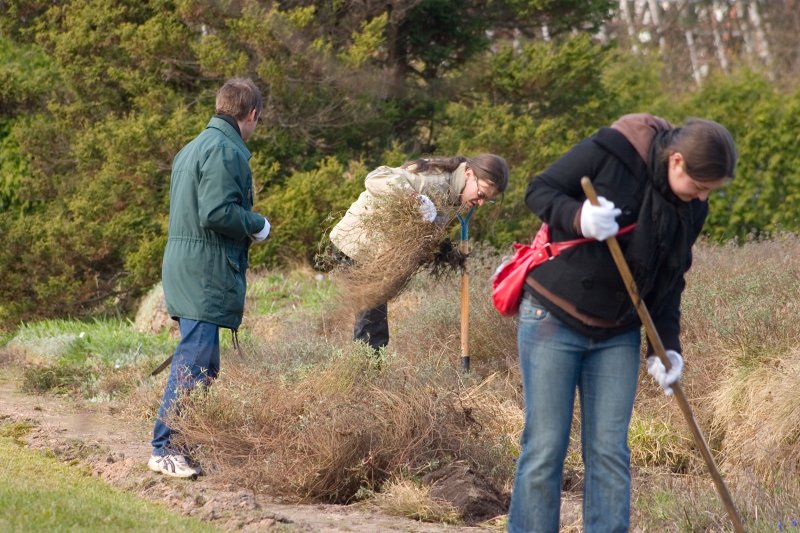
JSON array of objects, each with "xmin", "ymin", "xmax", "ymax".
[{"xmin": 215, "ymin": 78, "xmax": 263, "ymax": 121}]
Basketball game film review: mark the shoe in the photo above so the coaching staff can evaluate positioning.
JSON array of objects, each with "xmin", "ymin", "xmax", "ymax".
[{"xmin": 148, "ymin": 454, "xmax": 199, "ymax": 479}]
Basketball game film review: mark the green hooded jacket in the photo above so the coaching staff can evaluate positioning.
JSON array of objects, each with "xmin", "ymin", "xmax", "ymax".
[{"xmin": 161, "ymin": 116, "xmax": 266, "ymax": 329}]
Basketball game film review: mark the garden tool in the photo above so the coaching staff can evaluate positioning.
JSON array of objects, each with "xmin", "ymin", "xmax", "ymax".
[
  {"xmin": 581, "ymin": 177, "xmax": 745, "ymax": 533},
  {"xmin": 457, "ymin": 207, "xmax": 475, "ymax": 372}
]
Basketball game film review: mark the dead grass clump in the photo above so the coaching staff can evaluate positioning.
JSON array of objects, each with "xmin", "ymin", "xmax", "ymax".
[
  {"xmin": 133, "ymin": 282, "xmax": 178, "ymax": 336},
  {"xmin": 628, "ymin": 410, "xmax": 693, "ymax": 472},
  {"xmin": 21, "ymin": 364, "xmax": 95, "ymax": 396},
  {"xmin": 170, "ymin": 344, "xmax": 521, "ymax": 505},
  {"xmin": 710, "ymin": 349, "xmax": 800, "ymax": 478},
  {"xmin": 121, "ymin": 371, "xmax": 166, "ymax": 421},
  {"xmin": 330, "ymin": 191, "xmax": 455, "ymax": 313},
  {"xmin": 375, "ymin": 478, "xmax": 461, "ymax": 524},
  {"xmin": 171, "ymin": 351, "xmax": 453, "ymax": 501}
]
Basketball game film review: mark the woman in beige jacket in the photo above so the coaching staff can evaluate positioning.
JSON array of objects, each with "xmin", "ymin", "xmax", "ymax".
[{"xmin": 330, "ymin": 153, "xmax": 508, "ymax": 352}]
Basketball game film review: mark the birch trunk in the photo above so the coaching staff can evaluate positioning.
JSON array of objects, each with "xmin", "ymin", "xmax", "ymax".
[
  {"xmin": 620, "ymin": 0, "xmax": 639, "ymax": 53},
  {"xmin": 685, "ymin": 29, "xmax": 704, "ymax": 87},
  {"xmin": 646, "ymin": 0, "xmax": 666, "ymax": 53},
  {"xmin": 748, "ymin": 0, "xmax": 774, "ymax": 77},
  {"xmin": 709, "ymin": 3, "xmax": 730, "ymax": 73}
]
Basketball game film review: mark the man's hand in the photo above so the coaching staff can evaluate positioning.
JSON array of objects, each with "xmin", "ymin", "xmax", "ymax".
[
  {"xmin": 252, "ymin": 217, "xmax": 271, "ymax": 242},
  {"xmin": 646, "ymin": 350, "xmax": 684, "ymax": 396},
  {"xmin": 580, "ymin": 196, "xmax": 620, "ymax": 241}
]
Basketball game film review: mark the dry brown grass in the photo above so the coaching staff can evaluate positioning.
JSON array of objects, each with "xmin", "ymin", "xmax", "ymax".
[
  {"xmin": 710, "ymin": 349, "xmax": 800, "ymax": 478},
  {"xmin": 375, "ymin": 478, "xmax": 462, "ymax": 524},
  {"xmin": 154, "ymin": 232, "xmax": 800, "ymax": 529},
  {"xmin": 171, "ymin": 342, "xmax": 522, "ymax": 503},
  {"xmin": 386, "ymin": 244, "xmax": 519, "ymax": 376},
  {"xmin": 329, "ymin": 191, "xmax": 456, "ymax": 313},
  {"xmin": 123, "ymin": 371, "xmax": 166, "ymax": 421},
  {"xmin": 678, "ymin": 235, "xmax": 800, "ymax": 475}
]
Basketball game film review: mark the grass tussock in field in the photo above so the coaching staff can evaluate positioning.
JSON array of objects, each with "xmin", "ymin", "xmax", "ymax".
[
  {"xmin": 375, "ymin": 478, "xmax": 462, "ymax": 524},
  {"xmin": 711, "ymin": 349, "xmax": 800, "ymax": 477},
  {"xmin": 680, "ymin": 234, "xmax": 800, "ymax": 474},
  {"xmin": 172, "ymin": 342, "xmax": 522, "ymax": 503}
]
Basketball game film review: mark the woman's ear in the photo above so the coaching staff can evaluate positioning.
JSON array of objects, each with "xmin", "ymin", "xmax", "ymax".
[{"xmin": 669, "ymin": 152, "xmax": 684, "ymax": 170}]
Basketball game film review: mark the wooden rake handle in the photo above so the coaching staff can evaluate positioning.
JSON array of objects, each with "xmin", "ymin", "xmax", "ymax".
[
  {"xmin": 580, "ymin": 178, "xmax": 745, "ymax": 533},
  {"xmin": 457, "ymin": 208, "xmax": 475, "ymax": 372}
]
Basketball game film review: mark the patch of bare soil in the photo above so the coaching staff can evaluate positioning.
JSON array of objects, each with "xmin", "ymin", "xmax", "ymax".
[{"xmin": 0, "ymin": 368, "xmax": 501, "ymax": 532}]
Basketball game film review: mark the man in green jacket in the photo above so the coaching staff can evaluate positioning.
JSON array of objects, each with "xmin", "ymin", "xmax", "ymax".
[{"xmin": 149, "ymin": 78, "xmax": 271, "ymax": 479}]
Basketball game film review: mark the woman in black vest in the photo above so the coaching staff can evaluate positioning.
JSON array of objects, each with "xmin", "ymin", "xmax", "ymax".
[{"xmin": 507, "ymin": 114, "xmax": 737, "ymax": 533}]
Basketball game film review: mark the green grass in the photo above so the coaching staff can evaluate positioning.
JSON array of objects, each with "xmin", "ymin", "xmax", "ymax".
[
  {"xmin": 0, "ymin": 330, "xmax": 13, "ymax": 347},
  {"xmin": 8, "ymin": 318, "xmax": 177, "ymax": 367},
  {"xmin": 247, "ymin": 269, "xmax": 336, "ymax": 315},
  {"xmin": 0, "ymin": 421, "xmax": 35, "ymax": 445},
  {"xmin": 0, "ymin": 433, "xmax": 219, "ymax": 532},
  {"xmin": 628, "ymin": 412, "xmax": 692, "ymax": 472},
  {"xmin": 8, "ymin": 318, "xmax": 177, "ymax": 399}
]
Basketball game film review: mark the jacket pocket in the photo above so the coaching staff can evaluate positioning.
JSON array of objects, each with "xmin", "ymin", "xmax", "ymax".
[{"xmin": 224, "ymin": 252, "xmax": 244, "ymax": 294}]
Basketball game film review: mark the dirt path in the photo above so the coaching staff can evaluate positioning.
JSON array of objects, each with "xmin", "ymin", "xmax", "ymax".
[{"xmin": 0, "ymin": 369, "xmax": 496, "ymax": 532}]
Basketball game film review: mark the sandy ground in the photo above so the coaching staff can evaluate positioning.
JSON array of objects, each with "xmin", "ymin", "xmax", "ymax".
[{"xmin": 0, "ymin": 369, "xmax": 507, "ymax": 532}]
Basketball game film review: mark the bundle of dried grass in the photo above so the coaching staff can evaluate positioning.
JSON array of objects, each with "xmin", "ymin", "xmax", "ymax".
[
  {"xmin": 330, "ymin": 191, "xmax": 457, "ymax": 312},
  {"xmin": 710, "ymin": 349, "xmax": 800, "ymax": 479},
  {"xmin": 169, "ymin": 345, "xmax": 522, "ymax": 505},
  {"xmin": 375, "ymin": 478, "xmax": 461, "ymax": 524}
]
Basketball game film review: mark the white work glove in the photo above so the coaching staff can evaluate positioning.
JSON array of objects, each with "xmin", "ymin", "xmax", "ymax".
[
  {"xmin": 252, "ymin": 217, "xmax": 271, "ymax": 242},
  {"xmin": 579, "ymin": 197, "xmax": 621, "ymax": 241},
  {"xmin": 418, "ymin": 194, "xmax": 437, "ymax": 223},
  {"xmin": 646, "ymin": 350, "xmax": 684, "ymax": 396}
]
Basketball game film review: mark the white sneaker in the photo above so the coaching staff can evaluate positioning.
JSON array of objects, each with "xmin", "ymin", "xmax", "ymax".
[{"xmin": 148, "ymin": 454, "xmax": 199, "ymax": 479}]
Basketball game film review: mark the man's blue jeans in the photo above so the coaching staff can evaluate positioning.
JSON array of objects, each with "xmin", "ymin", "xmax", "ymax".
[
  {"xmin": 152, "ymin": 318, "xmax": 220, "ymax": 456},
  {"xmin": 508, "ymin": 294, "xmax": 640, "ymax": 533}
]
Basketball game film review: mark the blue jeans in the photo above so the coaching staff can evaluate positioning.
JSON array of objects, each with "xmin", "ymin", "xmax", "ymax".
[
  {"xmin": 152, "ymin": 318, "xmax": 220, "ymax": 456},
  {"xmin": 508, "ymin": 294, "xmax": 640, "ymax": 533}
]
